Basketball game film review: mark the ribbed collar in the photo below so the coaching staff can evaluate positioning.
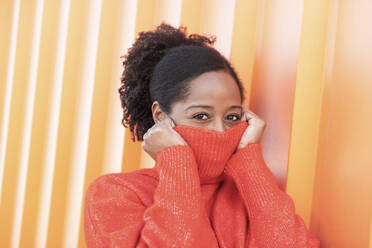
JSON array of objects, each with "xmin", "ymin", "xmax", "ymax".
[{"xmin": 172, "ymin": 121, "xmax": 248, "ymax": 184}]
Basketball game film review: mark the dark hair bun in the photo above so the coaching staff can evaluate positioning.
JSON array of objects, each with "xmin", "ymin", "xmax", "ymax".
[{"xmin": 119, "ymin": 22, "xmax": 217, "ymax": 142}]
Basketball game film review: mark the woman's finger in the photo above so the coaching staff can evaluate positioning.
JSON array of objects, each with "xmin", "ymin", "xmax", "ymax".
[
  {"xmin": 243, "ymin": 108, "xmax": 266, "ymax": 127},
  {"xmin": 242, "ymin": 108, "xmax": 255, "ymax": 122}
]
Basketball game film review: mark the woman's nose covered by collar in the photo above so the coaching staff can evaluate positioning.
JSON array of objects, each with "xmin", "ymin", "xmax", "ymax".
[
  {"xmin": 171, "ymin": 121, "xmax": 248, "ymax": 183},
  {"xmin": 209, "ymin": 120, "xmax": 227, "ymax": 132}
]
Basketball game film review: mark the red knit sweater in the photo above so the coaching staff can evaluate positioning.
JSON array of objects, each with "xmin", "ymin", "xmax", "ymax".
[{"xmin": 84, "ymin": 121, "xmax": 320, "ymax": 247}]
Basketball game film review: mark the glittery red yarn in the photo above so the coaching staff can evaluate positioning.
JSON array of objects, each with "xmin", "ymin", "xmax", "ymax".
[{"xmin": 84, "ymin": 121, "xmax": 320, "ymax": 247}]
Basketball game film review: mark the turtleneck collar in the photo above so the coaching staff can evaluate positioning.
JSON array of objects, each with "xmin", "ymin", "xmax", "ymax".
[{"xmin": 172, "ymin": 121, "xmax": 248, "ymax": 184}]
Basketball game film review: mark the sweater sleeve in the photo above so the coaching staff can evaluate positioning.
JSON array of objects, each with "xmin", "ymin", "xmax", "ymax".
[
  {"xmin": 224, "ymin": 143, "xmax": 320, "ymax": 248},
  {"xmin": 84, "ymin": 145, "xmax": 219, "ymax": 248}
]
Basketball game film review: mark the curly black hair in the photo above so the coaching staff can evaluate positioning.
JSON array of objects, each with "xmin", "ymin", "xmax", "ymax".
[{"xmin": 118, "ymin": 22, "xmax": 245, "ymax": 142}]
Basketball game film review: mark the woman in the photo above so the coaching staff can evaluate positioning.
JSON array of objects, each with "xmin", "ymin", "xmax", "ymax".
[{"xmin": 84, "ymin": 23, "xmax": 320, "ymax": 247}]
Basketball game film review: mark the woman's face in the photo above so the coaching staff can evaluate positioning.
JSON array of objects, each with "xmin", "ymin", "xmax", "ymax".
[{"xmin": 152, "ymin": 70, "xmax": 243, "ymax": 132}]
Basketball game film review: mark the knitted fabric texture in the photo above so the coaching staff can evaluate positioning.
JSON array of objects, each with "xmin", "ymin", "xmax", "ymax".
[{"xmin": 84, "ymin": 121, "xmax": 321, "ymax": 247}]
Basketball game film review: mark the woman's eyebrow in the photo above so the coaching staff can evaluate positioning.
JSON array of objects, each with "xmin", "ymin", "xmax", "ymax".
[
  {"xmin": 184, "ymin": 105, "xmax": 242, "ymax": 111},
  {"xmin": 229, "ymin": 105, "xmax": 242, "ymax": 110},
  {"xmin": 184, "ymin": 105, "xmax": 213, "ymax": 111}
]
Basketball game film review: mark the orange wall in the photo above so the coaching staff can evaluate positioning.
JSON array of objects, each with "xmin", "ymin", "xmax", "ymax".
[
  {"xmin": 310, "ymin": 1, "xmax": 372, "ymax": 246},
  {"xmin": 0, "ymin": 0, "xmax": 371, "ymax": 247}
]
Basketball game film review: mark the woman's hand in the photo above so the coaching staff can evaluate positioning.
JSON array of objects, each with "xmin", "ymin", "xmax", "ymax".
[
  {"xmin": 237, "ymin": 108, "xmax": 266, "ymax": 150},
  {"xmin": 142, "ymin": 115, "xmax": 188, "ymax": 160}
]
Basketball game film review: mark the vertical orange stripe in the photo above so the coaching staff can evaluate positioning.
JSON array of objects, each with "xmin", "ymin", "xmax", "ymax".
[
  {"xmin": 286, "ymin": 0, "xmax": 331, "ymax": 227},
  {"xmin": 309, "ymin": 0, "xmax": 339, "ymax": 236},
  {"xmin": 313, "ymin": 0, "xmax": 372, "ymax": 246},
  {"xmin": 0, "ymin": 1, "xmax": 16, "ymax": 133},
  {"xmin": 370, "ymin": 216, "xmax": 372, "ymax": 248},
  {"xmin": 200, "ymin": 0, "xmax": 236, "ymax": 58},
  {"xmin": 46, "ymin": 0, "xmax": 92, "ymax": 246},
  {"xmin": 180, "ymin": 0, "xmax": 202, "ymax": 34},
  {"xmin": 154, "ymin": 0, "xmax": 182, "ymax": 27},
  {"xmin": 19, "ymin": 0, "xmax": 64, "ymax": 246},
  {"xmin": 0, "ymin": 0, "xmax": 40, "ymax": 246},
  {"xmin": 249, "ymin": 0, "xmax": 304, "ymax": 190},
  {"xmin": 230, "ymin": 0, "xmax": 260, "ymax": 107}
]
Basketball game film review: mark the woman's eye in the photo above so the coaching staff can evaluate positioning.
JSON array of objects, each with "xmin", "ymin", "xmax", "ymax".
[
  {"xmin": 226, "ymin": 114, "xmax": 241, "ymax": 121},
  {"xmin": 193, "ymin": 113, "xmax": 209, "ymax": 120}
]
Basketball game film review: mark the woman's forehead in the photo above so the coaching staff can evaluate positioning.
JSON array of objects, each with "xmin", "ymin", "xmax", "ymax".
[{"xmin": 185, "ymin": 71, "xmax": 241, "ymax": 103}]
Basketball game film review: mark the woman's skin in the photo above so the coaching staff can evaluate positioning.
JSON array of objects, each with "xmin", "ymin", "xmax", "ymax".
[{"xmin": 142, "ymin": 70, "xmax": 266, "ymax": 160}]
